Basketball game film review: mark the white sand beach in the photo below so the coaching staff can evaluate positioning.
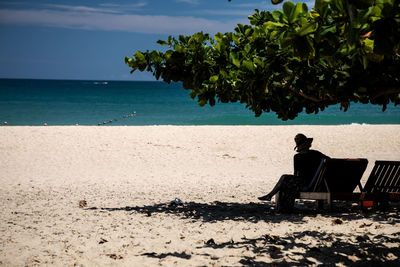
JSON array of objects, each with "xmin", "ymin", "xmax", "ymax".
[{"xmin": 0, "ymin": 125, "xmax": 399, "ymax": 266}]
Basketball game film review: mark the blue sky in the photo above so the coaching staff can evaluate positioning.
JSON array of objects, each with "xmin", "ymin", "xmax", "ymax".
[{"xmin": 0, "ymin": 0, "xmax": 309, "ymax": 81}]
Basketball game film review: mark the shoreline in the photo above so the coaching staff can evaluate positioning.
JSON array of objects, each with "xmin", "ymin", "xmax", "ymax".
[
  {"xmin": 1, "ymin": 125, "xmax": 399, "ymax": 265},
  {"xmin": 1, "ymin": 123, "xmax": 400, "ymax": 128}
]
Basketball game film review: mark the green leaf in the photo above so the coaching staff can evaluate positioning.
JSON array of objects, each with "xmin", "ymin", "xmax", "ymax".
[
  {"xmin": 157, "ymin": 40, "xmax": 168, "ymax": 46},
  {"xmin": 124, "ymin": 57, "xmax": 133, "ymax": 65},
  {"xmin": 245, "ymin": 28, "xmax": 252, "ymax": 36},
  {"xmin": 198, "ymin": 99, "xmax": 207, "ymax": 107},
  {"xmin": 320, "ymin": 25, "xmax": 337, "ymax": 36},
  {"xmin": 230, "ymin": 53, "xmax": 241, "ymax": 68},
  {"xmin": 272, "ymin": 10, "xmax": 283, "ymax": 22},
  {"xmin": 263, "ymin": 21, "xmax": 286, "ymax": 32},
  {"xmin": 209, "ymin": 75, "xmax": 219, "ymax": 83},
  {"xmin": 189, "ymin": 90, "xmax": 197, "ymax": 99},
  {"xmin": 289, "ymin": 3, "xmax": 306, "ymax": 23},
  {"xmin": 283, "ymin": 2, "xmax": 295, "ymax": 21},
  {"xmin": 134, "ymin": 51, "xmax": 145, "ymax": 62},
  {"xmin": 174, "ymin": 45, "xmax": 184, "ymax": 53},
  {"xmin": 297, "ymin": 22, "xmax": 318, "ymax": 36},
  {"xmin": 361, "ymin": 38, "xmax": 374, "ymax": 53},
  {"xmin": 214, "ymin": 32, "xmax": 224, "ymax": 43},
  {"xmin": 219, "ymin": 70, "xmax": 227, "ymax": 78},
  {"xmin": 242, "ymin": 60, "xmax": 255, "ymax": 73},
  {"xmin": 253, "ymin": 57, "xmax": 264, "ymax": 68}
]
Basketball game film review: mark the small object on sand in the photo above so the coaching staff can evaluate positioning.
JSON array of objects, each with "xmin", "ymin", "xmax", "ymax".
[
  {"xmin": 359, "ymin": 223, "xmax": 373, "ymax": 228},
  {"xmin": 106, "ymin": 253, "xmax": 123, "ymax": 260},
  {"xmin": 332, "ymin": 218, "xmax": 343, "ymax": 225},
  {"xmin": 170, "ymin": 198, "xmax": 184, "ymax": 206},
  {"xmin": 205, "ymin": 238, "xmax": 215, "ymax": 245},
  {"xmin": 99, "ymin": 238, "xmax": 108, "ymax": 244},
  {"xmin": 79, "ymin": 200, "xmax": 87, "ymax": 208},
  {"xmin": 145, "ymin": 210, "xmax": 151, "ymax": 216}
]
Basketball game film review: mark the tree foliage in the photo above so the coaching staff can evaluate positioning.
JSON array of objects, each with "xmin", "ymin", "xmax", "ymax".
[{"xmin": 125, "ymin": 0, "xmax": 400, "ymax": 120}]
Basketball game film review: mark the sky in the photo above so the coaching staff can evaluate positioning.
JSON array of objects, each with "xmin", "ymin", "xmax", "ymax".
[{"xmin": 0, "ymin": 0, "xmax": 310, "ymax": 81}]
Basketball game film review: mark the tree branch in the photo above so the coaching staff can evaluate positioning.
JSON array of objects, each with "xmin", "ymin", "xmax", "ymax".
[
  {"xmin": 288, "ymin": 85, "xmax": 326, "ymax": 103},
  {"xmin": 372, "ymin": 87, "xmax": 400, "ymax": 100},
  {"xmin": 297, "ymin": 89, "xmax": 324, "ymax": 102}
]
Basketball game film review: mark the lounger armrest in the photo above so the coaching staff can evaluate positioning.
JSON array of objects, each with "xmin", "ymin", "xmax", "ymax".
[{"xmin": 301, "ymin": 158, "xmax": 326, "ymax": 192}]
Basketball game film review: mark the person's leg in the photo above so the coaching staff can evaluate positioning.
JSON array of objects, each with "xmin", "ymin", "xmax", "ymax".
[{"xmin": 258, "ymin": 175, "xmax": 289, "ymax": 201}]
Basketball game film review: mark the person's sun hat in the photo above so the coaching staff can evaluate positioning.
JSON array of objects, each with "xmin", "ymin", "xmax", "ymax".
[{"xmin": 294, "ymin": 133, "xmax": 313, "ymax": 151}]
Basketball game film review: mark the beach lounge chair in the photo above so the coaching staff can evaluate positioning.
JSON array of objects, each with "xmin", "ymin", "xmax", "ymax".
[
  {"xmin": 285, "ymin": 158, "xmax": 369, "ymax": 210},
  {"xmin": 287, "ymin": 159, "xmax": 400, "ymax": 210},
  {"xmin": 363, "ymin": 161, "xmax": 400, "ymax": 194},
  {"xmin": 355, "ymin": 161, "xmax": 400, "ymax": 208}
]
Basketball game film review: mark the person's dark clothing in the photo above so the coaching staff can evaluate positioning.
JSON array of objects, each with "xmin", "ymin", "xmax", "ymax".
[
  {"xmin": 294, "ymin": 150, "xmax": 329, "ymax": 188},
  {"xmin": 276, "ymin": 150, "xmax": 328, "ymax": 212},
  {"xmin": 275, "ymin": 175, "xmax": 303, "ymax": 213}
]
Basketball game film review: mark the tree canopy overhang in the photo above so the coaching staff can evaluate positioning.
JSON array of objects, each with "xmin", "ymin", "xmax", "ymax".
[{"xmin": 125, "ymin": 0, "xmax": 400, "ymax": 120}]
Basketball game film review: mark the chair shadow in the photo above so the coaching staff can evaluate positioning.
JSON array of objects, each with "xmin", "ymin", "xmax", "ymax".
[{"xmin": 86, "ymin": 200, "xmax": 400, "ymax": 224}]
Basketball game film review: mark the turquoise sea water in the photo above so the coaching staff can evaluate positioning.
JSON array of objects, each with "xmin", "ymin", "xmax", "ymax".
[{"xmin": 0, "ymin": 79, "xmax": 399, "ymax": 126}]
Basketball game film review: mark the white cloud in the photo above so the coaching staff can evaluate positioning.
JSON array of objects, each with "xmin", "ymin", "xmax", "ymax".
[
  {"xmin": 201, "ymin": 9, "xmax": 256, "ymax": 16},
  {"xmin": 42, "ymin": 4, "xmax": 122, "ymax": 14},
  {"xmin": 98, "ymin": 2, "xmax": 148, "ymax": 11},
  {"xmin": 0, "ymin": 8, "xmax": 239, "ymax": 35},
  {"xmin": 175, "ymin": 0, "xmax": 200, "ymax": 4}
]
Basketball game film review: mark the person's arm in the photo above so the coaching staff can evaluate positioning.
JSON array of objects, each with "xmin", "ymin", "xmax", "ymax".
[{"xmin": 293, "ymin": 154, "xmax": 300, "ymax": 176}]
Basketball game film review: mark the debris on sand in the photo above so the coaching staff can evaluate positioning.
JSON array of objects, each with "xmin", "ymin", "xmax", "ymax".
[
  {"xmin": 79, "ymin": 200, "xmax": 87, "ymax": 208},
  {"xmin": 332, "ymin": 218, "xmax": 343, "ymax": 225},
  {"xmin": 106, "ymin": 253, "xmax": 123, "ymax": 260},
  {"xmin": 99, "ymin": 238, "xmax": 108, "ymax": 244}
]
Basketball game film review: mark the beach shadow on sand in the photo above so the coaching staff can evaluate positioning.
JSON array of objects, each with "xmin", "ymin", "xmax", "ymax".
[
  {"xmin": 86, "ymin": 200, "xmax": 400, "ymax": 224},
  {"xmin": 214, "ymin": 230, "xmax": 400, "ymax": 266},
  {"xmin": 86, "ymin": 201, "xmax": 400, "ymax": 265}
]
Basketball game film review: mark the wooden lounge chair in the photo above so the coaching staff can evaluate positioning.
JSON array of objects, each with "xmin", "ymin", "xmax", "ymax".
[
  {"xmin": 363, "ymin": 161, "xmax": 400, "ymax": 194},
  {"xmin": 293, "ymin": 158, "xmax": 369, "ymax": 210},
  {"xmin": 349, "ymin": 161, "xmax": 400, "ymax": 208},
  {"xmin": 289, "ymin": 159, "xmax": 400, "ymax": 210}
]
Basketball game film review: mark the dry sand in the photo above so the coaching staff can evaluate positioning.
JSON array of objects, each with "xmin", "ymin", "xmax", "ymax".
[{"xmin": 0, "ymin": 125, "xmax": 399, "ymax": 266}]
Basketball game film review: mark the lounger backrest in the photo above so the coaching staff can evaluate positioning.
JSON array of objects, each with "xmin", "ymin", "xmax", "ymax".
[
  {"xmin": 313, "ymin": 158, "xmax": 368, "ymax": 192},
  {"xmin": 363, "ymin": 161, "xmax": 400, "ymax": 193}
]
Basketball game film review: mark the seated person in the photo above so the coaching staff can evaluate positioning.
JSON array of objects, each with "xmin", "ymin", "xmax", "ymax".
[{"xmin": 258, "ymin": 133, "xmax": 329, "ymax": 209}]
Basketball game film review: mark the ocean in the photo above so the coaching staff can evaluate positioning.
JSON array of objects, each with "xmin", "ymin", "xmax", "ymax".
[{"xmin": 0, "ymin": 79, "xmax": 399, "ymax": 126}]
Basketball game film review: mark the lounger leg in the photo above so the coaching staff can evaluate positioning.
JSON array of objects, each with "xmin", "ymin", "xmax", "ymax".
[
  {"xmin": 275, "ymin": 192, "xmax": 280, "ymax": 210},
  {"xmin": 327, "ymin": 193, "xmax": 332, "ymax": 210}
]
